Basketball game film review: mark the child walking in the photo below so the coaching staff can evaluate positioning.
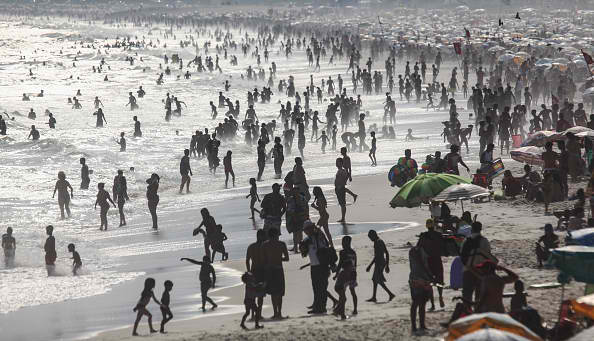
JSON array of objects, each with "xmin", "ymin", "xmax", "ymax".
[
  {"xmin": 246, "ymin": 178, "xmax": 260, "ymax": 219},
  {"xmin": 132, "ymin": 278, "xmax": 163, "ymax": 336},
  {"xmin": 180, "ymin": 256, "xmax": 218, "ymax": 311},
  {"xmin": 211, "ymin": 224, "xmax": 229, "ymax": 261},
  {"xmin": 335, "ymin": 236, "xmax": 358, "ymax": 315},
  {"xmin": 160, "ymin": 280, "xmax": 174, "ymax": 333},
  {"xmin": 240, "ymin": 272, "xmax": 265, "ymax": 330},
  {"xmin": 68, "ymin": 243, "xmax": 82, "ymax": 275}
]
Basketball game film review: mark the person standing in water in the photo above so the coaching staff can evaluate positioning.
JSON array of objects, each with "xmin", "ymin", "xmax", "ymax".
[
  {"xmin": 133, "ymin": 116, "xmax": 142, "ymax": 137},
  {"xmin": 80, "ymin": 157, "xmax": 90, "ymax": 190},
  {"xmin": 146, "ymin": 174, "xmax": 160, "ymax": 229},
  {"xmin": 95, "ymin": 182, "xmax": 116, "ymax": 231},
  {"xmin": 53, "ymin": 171, "xmax": 73, "ymax": 219},
  {"xmin": 117, "ymin": 132, "xmax": 126, "ymax": 152},
  {"xmin": 340, "ymin": 147, "xmax": 358, "ymax": 202},
  {"xmin": 68, "ymin": 243, "xmax": 82, "ymax": 275},
  {"xmin": 2, "ymin": 227, "xmax": 16, "ymax": 267},
  {"xmin": 179, "ymin": 149, "xmax": 192, "ymax": 194},
  {"xmin": 93, "ymin": 108, "xmax": 107, "ymax": 127},
  {"xmin": 113, "ymin": 169, "xmax": 129, "ymax": 227},
  {"xmin": 44, "ymin": 225, "xmax": 57, "ymax": 276},
  {"xmin": 223, "ymin": 150, "xmax": 235, "ymax": 188},
  {"xmin": 334, "ymin": 158, "xmax": 350, "ymax": 223},
  {"xmin": 273, "ymin": 136, "xmax": 284, "ymax": 179}
]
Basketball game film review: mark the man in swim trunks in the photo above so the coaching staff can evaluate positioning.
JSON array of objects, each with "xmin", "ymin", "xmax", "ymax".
[{"xmin": 263, "ymin": 228, "xmax": 289, "ymax": 319}]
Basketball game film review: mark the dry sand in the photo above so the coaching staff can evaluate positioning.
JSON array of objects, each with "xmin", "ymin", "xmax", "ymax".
[{"xmin": 90, "ymin": 157, "xmax": 587, "ymax": 341}]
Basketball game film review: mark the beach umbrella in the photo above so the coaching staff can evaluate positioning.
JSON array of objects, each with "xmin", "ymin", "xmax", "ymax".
[
  {"xmin": 446, "ymin": 313, "xmax": 543, "ymax": 341},
  {"xmin": 563, "ymin": 126, "xmax": 593, "ymax": 135},
  {"xmin": 432, "ymin": 183, "xmax": 490, "ymax": 212},
  {"xmin": 576, "ymin": 130, "xmax": 594, "ymax": 138},
  {"xmin": 389, "ymin": 173, "xmax": 470, "ymax": 208},
  {"xmin": 521, "ymin": 130, "xmax": 563, "ymax": 147},
  {"xmin": 551, "ymin": 246, "xmax": 594, "ymax": 283},
  {"xmin": 510, "ymin": 146, "xmax": 544, "ymax": 166},
  {"xmin": 457, "ymin": 328, "xmax": 531, "ymax": 341},
  {"xmin": 498, "ymin": 54, "xmax": 515, "ymax": 64},
  {"xmin": 567, "ymin": 228, "xmax": 594, "ymax": 247}
]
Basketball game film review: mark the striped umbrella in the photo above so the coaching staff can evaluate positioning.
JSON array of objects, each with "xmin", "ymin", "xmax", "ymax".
[{"xmin": 510, "ymin": 146, "xmax": 544, "ymax": 166}]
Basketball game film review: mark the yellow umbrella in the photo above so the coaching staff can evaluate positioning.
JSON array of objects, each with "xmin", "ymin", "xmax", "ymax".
[{"xmin": 446, "ymin": 313, "xmax": 543, "ymax": 341}]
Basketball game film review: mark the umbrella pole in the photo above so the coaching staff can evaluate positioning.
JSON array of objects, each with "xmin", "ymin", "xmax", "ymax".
[
  {"xmin": 554, "ymin": 284, "xmax": 566, "ymax": 341},
  {"xmin": 461, "ymin": 200, "xmax": 464, "ymax": 213}
]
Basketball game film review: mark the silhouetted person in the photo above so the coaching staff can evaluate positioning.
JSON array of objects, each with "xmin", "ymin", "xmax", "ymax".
[
  {"xmin": 53, "ymin": 171, "xmax": 73, "ymax": 219},
  {"xmin": 132, "ymin": 278, "xmax": 162, "ymax": 336},
  {"xmin": 181, "ymin": 256, "xmax": 218, "ymax": 311},
  {"xmin": 44, "ymin": 225, "xmax": 56, "ymax": 276},
  {"xmin": 95, "ymin": 182, "xmax": 116, "ymax": 231},
  {"xmin": 146, "ymin": 173, "xmax": 160, "ymax": 229}
]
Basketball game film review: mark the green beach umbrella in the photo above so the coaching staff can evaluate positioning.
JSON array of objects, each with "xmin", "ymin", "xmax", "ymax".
[{"xmin": 389, "ymin": 173, "xmax": 470, "ymax": 208}]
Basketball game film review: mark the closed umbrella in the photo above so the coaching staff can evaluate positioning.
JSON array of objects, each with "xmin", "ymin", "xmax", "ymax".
[
  {"xmin": 389, "ymin": 173, "xmax": 470, "ymax": 208},
  {"xmin": 458, "ymin": 328, "xmax": 531, "ymax": 341},
  {"xmin": 446, "ymin": 313, "xmax": 543, "ymax": 341},
  {"xmin": 510, "ymin": 146, "xmax": 544, "ymax": 166}
]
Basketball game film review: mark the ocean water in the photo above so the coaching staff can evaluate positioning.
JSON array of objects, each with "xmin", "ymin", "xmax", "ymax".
[{"xmin": 0, "ymin": 15, "xmax": 463, "ymax": 319}]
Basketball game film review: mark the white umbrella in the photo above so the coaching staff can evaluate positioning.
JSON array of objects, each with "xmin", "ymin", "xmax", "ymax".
[
  {"xmin": 433, "ymin": 183, "xmax": 490, "ymax": 212},
  {"xmin": 563, "ymin": 126, "xmax": 593, "ymax": 135},
  {"xmin": 458, "ymin": 328, "xmax": 531, "ymax": 341}
]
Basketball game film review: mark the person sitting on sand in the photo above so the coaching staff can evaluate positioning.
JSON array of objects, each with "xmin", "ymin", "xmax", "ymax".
[
  {"xmin": 132, "ymin": 278, "xmax": 163, "ymax": 336},
  {"xmin": 502, "ymin": 170, "xmax": 523, "ymax": 198},
  {"xmin": 535, "ymin": 223, "xmax": 559, "ymax": 267}
]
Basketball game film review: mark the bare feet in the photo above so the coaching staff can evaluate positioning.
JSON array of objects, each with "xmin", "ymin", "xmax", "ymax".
[{"xmin": 366, "ymin": 297, "xmax": 377, "ymax": 303}]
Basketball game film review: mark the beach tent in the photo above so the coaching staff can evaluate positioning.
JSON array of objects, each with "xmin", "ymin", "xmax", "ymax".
[
  {"xmin": 457, "ymin": 328, "xmax": 531, "ymax": 341},
  {"xmin": 389, "ymin": 173, "xmax": 469, "ymax": 208},
  {"xmin": 446, "ymin": 313, "xmax": 543, "ymax": 341},
  {"xmin": 551, "ymin": 246, "xmax": 594, "ymax": 284}
]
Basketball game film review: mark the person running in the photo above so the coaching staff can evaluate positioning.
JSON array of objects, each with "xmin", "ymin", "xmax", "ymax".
[
  {"xmin": 246, "ymin": 178, "xmax": 261, "ymax": 219},
  {"xmin": 132, "ymin": 278, "xmax": 162, "ymax": 336},
  {"xmin": 44, "ymin": 225, "xmax": 57, "ymax": 276},
  {"xmin": 179, "ymin": 149, "xmax": 192, "ymax": 194},
  {"xmin": 180, "ymin": 256, "xmax": 218, "ymax": 311},
  {"xmin": 223, "ymin": 150, "xmax": 235, "ymax": 188},
  {"xmin": 68, "ymin": 243, "xmax": 82, "ymax": 275},
  {"xmin": 95, "ymin": 182, "xmax": 116, "ymax": 231},
  {"xmin": 113, "ymin": 169, "xmax": 129, "ymax": 227},
  {"xmin": 366, "ymin": 230, "xmax": 395, "ymax": 302},
  {"xmin": 2, "ymin": 227, "xmax": 16, "ymax": 267},
  {"xmin": 263, "ymin": 228, "xmax": 289, "ymax": 319},
  {"xmin": 146, "ymin": 173, "xmax": 160, "ymax": 229},
  {"xmin": 53, "ymin": 171, "xmax": 73, "ymax": 219},
  {"xmin": 159, "ymin": 280, "xmax": 174, "ymax": 334}
]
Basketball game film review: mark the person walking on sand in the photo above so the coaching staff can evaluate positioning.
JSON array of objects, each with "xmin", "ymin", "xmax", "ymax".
[
  {"xmin": 132, "ymin": 278, "xmax": 163, "ymax": 336},
  {"xmin": 409, "ymin": 244, "xmax": 434, "ymax": 335},
  {"xmin": 263, "ymin": 228, "xmax": 289, "ymax": 319},
  {"xmin": 53, "ymin": 171, "xmax": 73, "ymax": 219},
  {"xmin": 146, "ymin": 173, "xmax": 160, "ymax": 229},
  {"xmin": 417, "ymin": 219, "xmax": 445, "ymax": 311},
  {"xmin": 340, "ymin": 147, "xmax": 358, "ymax": 202},
  {"xmin": 180, "ymin": 256, "xmax": 218, "ymax": 311},
  {"xmin": 366, "ymin": 230, "xmax": 395, "ymax": 302},
  {"xmin": 95, "ymin": 182, "xmax": 116, "ymax": 231},
  {"xmin": 334, "ymin": 158, "xmax": 349, "ymax": 223},
  {"xmin": 159, "ymin": 280, "xmax": 174, "ymax": 334},
  {"xmin": 460, "ymin": 222, "xmax": 496, "ymax": 302},
  {"xmin": 246, "ymin": 229, "xmax": 267, "ymax": 319},
  {"xmin": 179, "ymin": 149, "xmax": 192, "ymax": 194},
  {"xmin": 301, "ymin": 221, "xmax": 332, "ymax": 314}
]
